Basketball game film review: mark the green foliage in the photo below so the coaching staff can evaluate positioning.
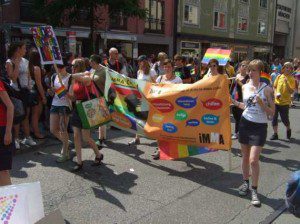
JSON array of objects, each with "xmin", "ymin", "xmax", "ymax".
[{"xmin": 32, "ymin": 0, "xmax": 147, "ymax": 27}]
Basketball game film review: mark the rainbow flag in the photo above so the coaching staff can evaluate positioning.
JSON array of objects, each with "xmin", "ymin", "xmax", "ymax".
[
  {"xmin": 201, "ymin": 48, "xmax": 231, "ymax": 66},
  {"xmin": 55, "ymin": 85, "xmax": 67, "ymax": 98},
  {"xmin": 260, "ymin": 72, "xmax": 271, "ymax": 85},
  {"xmin": 158, "ymin": 141, "xmax": 217, "ymax": 160}
]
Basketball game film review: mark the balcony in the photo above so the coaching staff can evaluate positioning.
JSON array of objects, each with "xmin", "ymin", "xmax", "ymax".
[
  {"xmin": 144, "ymin": 17, "xmax": 165, "ymax": 34},
  {"xmin": 109, "ymin": 13, "xmax": 127, "ymax": 30}
]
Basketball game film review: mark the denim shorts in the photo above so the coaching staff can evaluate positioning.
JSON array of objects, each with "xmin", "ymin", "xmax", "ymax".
[{"xmin": 50, "ymin": 106, "xmax": 71, "ymax": 115}]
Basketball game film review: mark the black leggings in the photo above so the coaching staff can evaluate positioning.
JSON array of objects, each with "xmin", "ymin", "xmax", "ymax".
[
  {"xmin": 272, "ymin": 104, "xmax": 290, "ymax": 127},
  {"xmin": 232, "ymin": 106, "xmax": 243, "ymax": 134}
]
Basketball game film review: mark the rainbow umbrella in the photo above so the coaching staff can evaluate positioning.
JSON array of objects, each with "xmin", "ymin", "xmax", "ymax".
[{"xmin": 201, "ymin": 48, "xmax": 231, "ymax": 66}]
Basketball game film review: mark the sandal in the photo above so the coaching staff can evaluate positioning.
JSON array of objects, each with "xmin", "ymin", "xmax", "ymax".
[
  {"xmin": 72, "ymin": 163, "xmax": 83, "ymax": 172},
  {"xmin": 91, "ymin": 154, "xmax": 104, "ymax": 166}
]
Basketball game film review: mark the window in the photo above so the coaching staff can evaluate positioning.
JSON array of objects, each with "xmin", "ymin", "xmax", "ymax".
[
  {"xmin": 213, "ymin": 0, "xmax": 227, "ymax": 30},
  {"xmin": 238, "ymin": 17, "xmax": 248, "ymax": 32},
  {"xmin": 259, "ymin": 0, "xmax": 267, "ymax": 9},
  {"xmin": 184, "ymin": 4, "xmax": 199, "ymax": 25},
  {"xmin": 110, "ymin": 12, "xmax": 127, "ymax": 30},
  {"xmin": 214, "ymin": 11, "xmax": 226, "ymax": 29},
  {"xmin": 145, "ymin": 0, "xmax": 165, "ymax": 33},
  {"xmin": 258, "ymin": 20, "xmax": 267, "ymax": 35},
  {"xmin": 240, "ymin": 0, "xmax": 249, "ymax": 3},
  {"xmin": 20, "ymin": 0, "xmax": 45, "ymax": 22}
]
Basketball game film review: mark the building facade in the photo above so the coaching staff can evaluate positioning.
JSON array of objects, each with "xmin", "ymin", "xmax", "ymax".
[
  {"xmin": 176, "ymin": 0, "xmax": 276, "ymax": 62},
  {"xmin": 292, "ymin": 0, "xmax": 300, "ymax": 58},
  {"xmin": 273, "ymin": 0, "xmax": 297, "ymax": 59},
  {"xmin": 0, "ymin": 0, "xmax": 174, "ymax": 59}
]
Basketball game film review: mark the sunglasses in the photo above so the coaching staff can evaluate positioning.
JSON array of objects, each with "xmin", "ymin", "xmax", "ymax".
[{"xmin": 209, "ymin": 64, "xmax": 217, "ymax": 68}]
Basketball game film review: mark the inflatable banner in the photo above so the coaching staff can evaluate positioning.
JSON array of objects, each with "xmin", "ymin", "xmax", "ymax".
[
  {"xmin": 30, "ymin": 26, "xmax": 63, "ymax": 65},
  {"xmin": 103, "ymin": 68, "xmax": 232, "ymax": 150}
]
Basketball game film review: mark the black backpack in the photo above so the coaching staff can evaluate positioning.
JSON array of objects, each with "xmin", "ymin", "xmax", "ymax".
[{"xmin": 0, "ymin": 78, "xmax": 26, "ymax": 124}]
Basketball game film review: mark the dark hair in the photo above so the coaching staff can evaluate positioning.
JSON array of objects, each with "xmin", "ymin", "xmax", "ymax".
[
  {"xmin": 44, "ymin": 64, "xmax": 53, "ymax": 73},
  {"xmin": 56, "ymin": 57, "xmax": 69, "ymax": 69},
  {"xmin": 28, "ymin": 51, "xmax": 42, "ymax": 78},
  {"xmin": 65, "ymin": 52, "xmax": 74, "ymax": 61},
  {"xmin": 90, "ymin": 54, "xmax": 101, "ymax": 64},
  {"xmin": 208, "ymin": 59, "xmax": 224, "ymax": 74},
  {"xmin": 163, "ymin": 59, "xmax": 174, "ymax": 67},
  {"xmin": 7, "ymin": 41, "xmax": 26, "ymax": 59}
]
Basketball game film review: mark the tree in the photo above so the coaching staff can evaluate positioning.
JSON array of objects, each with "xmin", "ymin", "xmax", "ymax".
[{"xmin": 32, "ymin": 0, "xmax": 147, "ymax": 54}]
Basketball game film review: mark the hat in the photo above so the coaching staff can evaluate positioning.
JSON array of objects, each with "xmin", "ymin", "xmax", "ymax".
[
  {"xmin": 137, "ymin": 55, "xmax": 147, "ymax": 62},
  {"xmin": 286, "ymin": 171, "xmax": 300, "ymax": 218}
]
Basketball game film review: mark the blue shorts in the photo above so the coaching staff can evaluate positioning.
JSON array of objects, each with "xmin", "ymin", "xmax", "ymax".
[{"xmin": 50, "ymin": 106, "xmax": 71, "ymax": 115}]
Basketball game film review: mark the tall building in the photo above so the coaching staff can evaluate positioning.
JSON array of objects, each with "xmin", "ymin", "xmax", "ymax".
[
  {"xmin": 273, "ymin": 0, "xmax": 297, "ymax": 59},
  {"xmin": 176, "ymin": 0, "xmax": 276, "ymax": 62},
  {"xmin": 0, "ymin": 0, "xmax": 174, "ymax": 58}
]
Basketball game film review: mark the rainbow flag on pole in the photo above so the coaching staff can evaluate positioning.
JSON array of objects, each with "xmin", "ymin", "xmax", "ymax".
[
  {"xmin": 201, "ymin": 48, "xmax": 231, "ymax": 66},
  {"xmin": 55, "ymin": 85, "xmax": 67, "ymax": 98},
  {"xmin": 260, "ymin": 72, "xmax": 271, "ymax": 85},
  {"xmin": 158, "ymin": 141, "xmax": 217, "ymax": 160}
]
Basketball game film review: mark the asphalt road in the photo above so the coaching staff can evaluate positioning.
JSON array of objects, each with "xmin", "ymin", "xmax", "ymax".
[{"xmin": 10, "ymin": 103, "xmax": 300, "ymax": 224}]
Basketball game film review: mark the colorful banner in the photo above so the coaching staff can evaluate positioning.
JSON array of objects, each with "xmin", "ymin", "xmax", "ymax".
[
  {"xmin": 201, "ymin": 48, "xmax": 231, "ymax": 66},
  {"xmin": 103, "ymin": 68, "xmax": 232, "ymax": 150},
  {"xmin": 30, "ymin": 26, "xmax": 63, "ymax": 65}
]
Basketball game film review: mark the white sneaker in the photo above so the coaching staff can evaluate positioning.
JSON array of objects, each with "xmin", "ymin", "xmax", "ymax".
[
  {"xmin": 15, "ymin": 139, "xmax": 21, "ymax": 150},
  {"xmin": 21, "ymin": 136, "xmax": 37, "ymax": 146}
]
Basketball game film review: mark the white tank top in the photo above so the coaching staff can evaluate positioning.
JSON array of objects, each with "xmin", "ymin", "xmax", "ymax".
[{"xmin": 242, "ymin": 82, "xmax": 268, "ymax": 124}]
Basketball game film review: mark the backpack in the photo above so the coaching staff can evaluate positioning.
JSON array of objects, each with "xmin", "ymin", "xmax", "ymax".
[{"xmin": 0, "ymin": 78, "xmax": 26, "ymax": 124}]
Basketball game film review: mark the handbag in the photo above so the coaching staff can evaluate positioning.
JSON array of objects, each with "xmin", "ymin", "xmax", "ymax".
[
  {"xmin": 76, "ymin": 82, "xmax": 111, "ymax": 129},
  {"xmin": 17, "ymin": 77, "xmax": 39, "ymax": 107}
]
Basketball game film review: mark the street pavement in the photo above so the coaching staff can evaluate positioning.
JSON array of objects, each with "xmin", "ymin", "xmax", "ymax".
[{"xmin": 10, "ymin": 103, "xmax": 300, "ymax": 224}]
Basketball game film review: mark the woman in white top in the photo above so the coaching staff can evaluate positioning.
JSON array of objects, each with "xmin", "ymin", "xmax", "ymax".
[
  {"xmin": 202, "ymin": 59, "xmax": 226, "ymax": 80},
  {"xmin": 5, "ymin": 42, "xmax": 36, "ymax": 149},
  {"xmin": 151, "ymin": 59, "xmax": 182, "ymax": 159},
  {"xmin": 128, "ymin": 55, "xmax": 157, "ymax": 146},
  {"xmin": 156, "ymin": 59, "xmax": 183, "ymax": 84},
  {"xmin": 232, "ymin": 59, "xmax": 275, "ymax": 207},
  {"xmin": 49, "ymin": 60, "xmax": 73, "ymax": 163}
]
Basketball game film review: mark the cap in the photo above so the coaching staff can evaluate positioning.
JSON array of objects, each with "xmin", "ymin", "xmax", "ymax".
[{"xmin": 137, "ymin": 55, "xmax": 147, "ymax": 62}]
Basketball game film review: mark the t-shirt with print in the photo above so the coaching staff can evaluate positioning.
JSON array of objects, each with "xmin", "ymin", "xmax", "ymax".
[
  {"xmin": 137, "ymin": 69, "xmax": 157, "ymax": 82},
  {"xmin": 0, "ymin": 81, "xmax": 7, "ymax": 126},
  {"xmin": 51, "ymin": 74, "xmax": 72, "ymax": 107},
  {"xmin": 274, "ymin": 74, "xmax": 296, "ymax": 106},
  {"xmin": 156, "ymin": 75, "xmax": 182, "ymax": 84},
  {"xmin": 174, "ymin": 66, "xmax": 191, "ymax": 82}
]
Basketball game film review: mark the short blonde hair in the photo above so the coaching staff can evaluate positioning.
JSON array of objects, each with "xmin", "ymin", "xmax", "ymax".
[
  {"xmin": 283, "ymin": 62, "xmax": 293, "ymax": 69},
  {"xmin": 72, "ymin": 59, "xmax": 86, "ymax": 73},
  {"xmin": 249, "ymin": 59, "xmax": 264, "ymax": 72},
  {"xmin": 158, "ymin": 52, "xmax": 167, "ymax": 60}
]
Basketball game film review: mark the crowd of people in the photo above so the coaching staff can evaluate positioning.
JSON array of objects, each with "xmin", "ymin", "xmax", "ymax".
[{"xmin": 1, "ymin": 41, "xmax": 300, "ymax": 208}]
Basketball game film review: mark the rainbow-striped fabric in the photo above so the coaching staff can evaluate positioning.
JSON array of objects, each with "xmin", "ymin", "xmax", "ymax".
[
  {"xmin": 201, "ymin": 48, "xmax": 231, "ymax": 66},
  {"xmin": 260, "ymin": 72, "xmax": 271, "ymax": 85},
  {"xmin": 55, "ymin": 85, "xmax": 67, "ymax": 98},
  {"xmin": 158, "ymin": 141, "xmax": 217, "ymax": 160}
]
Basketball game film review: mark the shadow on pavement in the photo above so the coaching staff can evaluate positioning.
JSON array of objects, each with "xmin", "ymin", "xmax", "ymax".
[
  {"xmin": 105, "ymin": 141, "xmax": 285, "ymax": 210},
  {"xmin": 260, "ymin": 155, "xmax": 300, "ymax": 172}
]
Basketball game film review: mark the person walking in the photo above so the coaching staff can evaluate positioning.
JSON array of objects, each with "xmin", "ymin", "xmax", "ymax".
[
  {"xmin": 270, "ymin": 62, "xmax": 296, "ymax": 140},
  {"xmin": 70, "ymin": 59, "xmax": 103, "ymax": 172},
  {"xmin": 232, "ymin": 59, "xmax": 275, "ymax": 206},
  {"xmin": 49, "ymin": 59, "xmax": 73, "ymax": 163},
  {"xmin": 0, "ymin": 80, "xmax": 14, "ymax": 186}
]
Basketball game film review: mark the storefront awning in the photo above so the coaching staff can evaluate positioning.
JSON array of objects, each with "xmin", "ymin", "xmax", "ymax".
[
  {"xmin": 100, "ymin": 32, "xmax": 137, "ymax": 42},
  {"xmin": 11, "ymin": 24, "xmax": 90, "ymax": 38}
]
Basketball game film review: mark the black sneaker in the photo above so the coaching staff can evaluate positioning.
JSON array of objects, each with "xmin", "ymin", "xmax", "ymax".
[
  {"xmin": 250, "ymin": 189, "xmax": 261, "ymax": 207},
  {"xmin": 270, "ymin": 133, "xmax": 279, "ymax": 140},
  {"xmin": 287, "ymin": 129, "xmax": 291, "ymax": 140},
  {"xmin": 238, "ymin": 182, "xmax": 249, "ymax": 196}
]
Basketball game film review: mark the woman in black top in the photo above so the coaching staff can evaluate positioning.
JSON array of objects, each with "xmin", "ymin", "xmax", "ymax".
[{"xmin": 231, "ymin": 60, "xmax": 250, "ymax": 140}]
